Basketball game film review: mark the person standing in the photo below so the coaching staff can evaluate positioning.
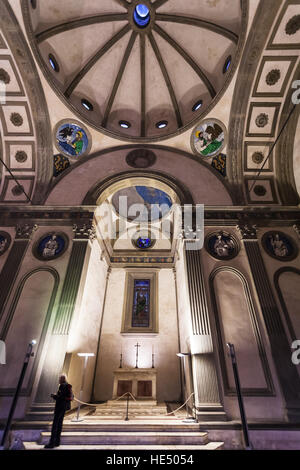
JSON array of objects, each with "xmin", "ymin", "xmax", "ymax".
[{"xmin": 44, "ymin": 374, "xmax": 73, "ymax": 449}]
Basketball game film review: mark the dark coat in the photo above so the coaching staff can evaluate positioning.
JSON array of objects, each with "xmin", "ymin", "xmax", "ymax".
[{"xmin": 53, "ymin": 382, "xmax": 71, "ymax": 410}]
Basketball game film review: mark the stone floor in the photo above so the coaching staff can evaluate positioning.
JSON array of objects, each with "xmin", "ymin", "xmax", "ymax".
[{"xmin": 10, "ymin": 401, "xmax": 224, "ymax": 450}]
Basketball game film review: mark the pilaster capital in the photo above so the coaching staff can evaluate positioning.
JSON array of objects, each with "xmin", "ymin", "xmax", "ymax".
[
  {"xmin": 293, "ymin": 224, "xmax": 300, "ymax": 240},
  {"xmin": 236, "ymin": 223, "xmax": 258, "ymax": 240},
  {"xmin": 72, "ymin": 220, "xmax": 95, "ymax": 240},
  {"xmin": 15, "ymin": 223, "xmax": 38, "ymax": 240}
]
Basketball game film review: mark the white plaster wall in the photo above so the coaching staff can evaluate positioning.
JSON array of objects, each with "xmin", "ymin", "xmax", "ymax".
[
  {"xmin": 213, "ymin": 270, "xmax": 268, "ymax": 389},
  {"xmin": 0, "ymin": 271, "xmax": 55, "ymax": 389},
  {"xmin": 201, "ymin": 226, "xmax": 286, "ymax": 421},
  {"xmin": 66, "ymin": 240, "xmax": 108, "ymax": 405},
  {"xmin": 174, "ymin": 241, "xmax": 194, "ymax": 400},
  {"xmin": 94, "ymin": 267, "xmax": 181, "ymax": 402}
]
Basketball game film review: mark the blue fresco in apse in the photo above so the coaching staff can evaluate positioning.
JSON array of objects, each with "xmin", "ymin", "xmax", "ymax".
[{"xmin": 135, "ymin": 186, "xmax": 172, "ymax": 208}]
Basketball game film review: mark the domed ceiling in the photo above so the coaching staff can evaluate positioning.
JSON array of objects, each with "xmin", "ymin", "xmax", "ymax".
[{"xmin": 24, "ymin": 0, "xmax": 246, "ymax": 141}]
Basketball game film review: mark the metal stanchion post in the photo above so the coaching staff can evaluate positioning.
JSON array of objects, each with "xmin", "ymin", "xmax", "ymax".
[
  {"xmin": 227, "ymin": 343, "xmax": 252, "ymax": 450},
  {"xmin": 176, "ymin": 352, "xmax": 197, "ymax": 423},
  {"xmin": 0, "ymin": 340, "xmax": 36, "ymax": 449},
  {"xmin": 125, "ymin": 393, "xmax": 129, "ymax": 421},
  {"xmin": 72, "ymin": 353, "xmax": 94, "ymax": 423}
]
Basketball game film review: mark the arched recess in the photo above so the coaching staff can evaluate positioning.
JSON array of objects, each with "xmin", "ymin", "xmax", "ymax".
[
  {"xmin": 276, "ymin": 66, "xmax": 300, "ymax": 205},
  {"xmin": 0, "ymin": 267, "xmax": 59, "ymax": 397},
  {"xmin": 45, "ymin": 145, "xmax": 234, "ymax": 206},
  {"xmin": 209, "ymin": 266, "xmax": 274, "ymax": 396},
  {"xmin": 274, "ymin": 267, "xmax": 300, "ymax": 342},
  {"xmin": 83, "ymin": 170, "xmax": 193, "ymax": 206}
]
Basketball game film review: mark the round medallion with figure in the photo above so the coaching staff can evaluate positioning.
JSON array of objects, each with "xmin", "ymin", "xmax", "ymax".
[
  {"xmin": 261, "ymin": 231, "xmax": 298, "ymax": 262},
  {"xmin": 33, "ymin": 233, "xmax": 69, "ymax": 261},
  {"xmin": 205, "ymin": 231, "xmax": 239, "ymax": 260},
  {"xmin": 0, "ymin": 231, "xmax": 11, "ymax": 256},
  {"xmin": 54, "ymin": 120, "xmax": 91, "ymax": 159},
  {"xmin": 191, "ymin": 119, "xmax": 227, "ymax": 159}
]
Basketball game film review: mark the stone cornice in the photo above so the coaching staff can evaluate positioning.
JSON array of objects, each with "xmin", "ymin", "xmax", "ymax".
[{"xmin": 0, "ymin": 206, "xmax": 299, "ymax": 226}]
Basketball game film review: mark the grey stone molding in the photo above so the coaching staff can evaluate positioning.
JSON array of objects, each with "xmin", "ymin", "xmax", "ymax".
[
  {"xmin": 0, "ymin": 224, "xmax": 37, "ymax": 322},
  {"xmin": 227, "ymin": 0, "xmax": 283, "ymax": 204},
  {"xmin": 209, "ymin": 266, "xmax": 275, "ymax": 397},
  {"xmin": 243, "ymin": 239, "xmax": 300, "ymax": 420},
  {"xmin": 52, "ymin": 239, "xmax": 89, "ymax": 335},
  {"xmin": 275, "ymin": 63, "xmax": 300, "ymax": 206},
  {"xmin": 0, "ymin": 267, "xmax": 59, "ymax": 397},
  {"xmin": 184, "ymin": 248, "xmax": 223, "ymax": 407},
  {"xmin": 274, "ymin": 267, "xmax": 300, "ymax": 342}
]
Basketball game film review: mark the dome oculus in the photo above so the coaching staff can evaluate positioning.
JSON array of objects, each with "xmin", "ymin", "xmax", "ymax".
[
  {"xmin": 135, "ymin": 236, "xmax": 153, "ymax": 249},
  {"xmin": 134, "ymin": 4, "xmax": 150, "ymax": 28}
]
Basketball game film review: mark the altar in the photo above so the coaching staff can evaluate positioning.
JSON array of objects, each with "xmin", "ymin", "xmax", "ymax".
[{"xmin": 112, "ymin": 368, "xmax": 157, "ymax": 403}]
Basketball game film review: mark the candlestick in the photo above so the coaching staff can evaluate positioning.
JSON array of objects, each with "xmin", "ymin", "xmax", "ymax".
[
  {"xmin": 135, "ymin": 342, "xmax": 141, "ymax": 368},
  {"xmin": 152, "ymin": 353, "xmax": 155, "ymax": 368},
  {"xmin": 119, "ymin": 353, "xmax": 123, "ymax": 369}
]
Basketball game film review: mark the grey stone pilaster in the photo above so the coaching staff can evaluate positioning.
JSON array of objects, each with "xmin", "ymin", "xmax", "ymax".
[
  {"xmin": 238, "ymin": 223, "xmax": 300, "ymax": 422},
  {"xmin": 185, "ymin": 247, "xmax": 224, "ymax": 413},
  {"xmin": 34, "ymin": 221, "xmax": 94, "ymax": 404}
]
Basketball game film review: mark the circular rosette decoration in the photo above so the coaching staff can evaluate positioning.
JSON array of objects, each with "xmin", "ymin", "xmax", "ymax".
[
  {"xmin": 205, "ymin": 231, "xmax": 239, "ymax": 260},
  {"xmin": 192, "ymin": 119, "xmax": 227, "ymax": 158},
  {"xmin": 0, "ymin": 231, "xmax": 11, "ymax": 256},
  {"xmin": 33, "ymin": 233, "xmax": 69, "ymax": 261},
  {"xmin": 261, "ymin": 231, "xmax": 298, "ymax": 262},
  {"xmin": 54, "ymin": 120, "xmax": 91, "ymax": 159}
]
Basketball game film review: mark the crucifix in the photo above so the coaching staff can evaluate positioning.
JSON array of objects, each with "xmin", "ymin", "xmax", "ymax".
[{"xmin": 135, "ymin": 342, "xmax": 141, "ymax": 368}]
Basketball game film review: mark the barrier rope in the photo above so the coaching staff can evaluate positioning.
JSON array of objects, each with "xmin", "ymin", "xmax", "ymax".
[{"xmin": 72, "ymin": 392, "xmax": 196, "ymax": 417}]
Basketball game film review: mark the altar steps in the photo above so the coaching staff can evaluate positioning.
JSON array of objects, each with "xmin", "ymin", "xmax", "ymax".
[
  {"xmin": 24, "ymin": 442, "xmax": 224, "ymax": 450},
  {"xmin": 24, "ymin": 425, "xmax": 223, "ymax": 449}
]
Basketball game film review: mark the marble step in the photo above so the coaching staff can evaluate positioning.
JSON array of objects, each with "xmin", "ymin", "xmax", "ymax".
[
  {"xmin": 106, "ymin": 400, "xmax": 158, "ymax": 407},
  {"xmin": 39, "ymin": 431, "xmax": 210, "ymax": 446},
  {"xmin": 196, "ymin": 411, "xmax": 228, "ymax": 422},
  {"xmin": 24, "ymin": 442, "xmax": 224, "ymax": 450},
  {"xmin": 59, "ymin": 423, "xmax": 203, "ymax": 432}
]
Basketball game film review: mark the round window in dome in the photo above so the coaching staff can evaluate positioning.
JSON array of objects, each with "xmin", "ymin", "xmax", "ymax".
[
  {"xmin": 135, "ymin": 236, "xmax": 153, "ymax": 249},
  {"xmin": 134, "ymin": 4, "xmax": 150, "ymax": 28}
]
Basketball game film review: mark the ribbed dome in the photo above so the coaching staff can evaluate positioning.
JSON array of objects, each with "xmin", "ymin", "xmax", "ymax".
[{"xmin": 25, "ymin": 0, "xmax": 246, "ymax": 141}]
